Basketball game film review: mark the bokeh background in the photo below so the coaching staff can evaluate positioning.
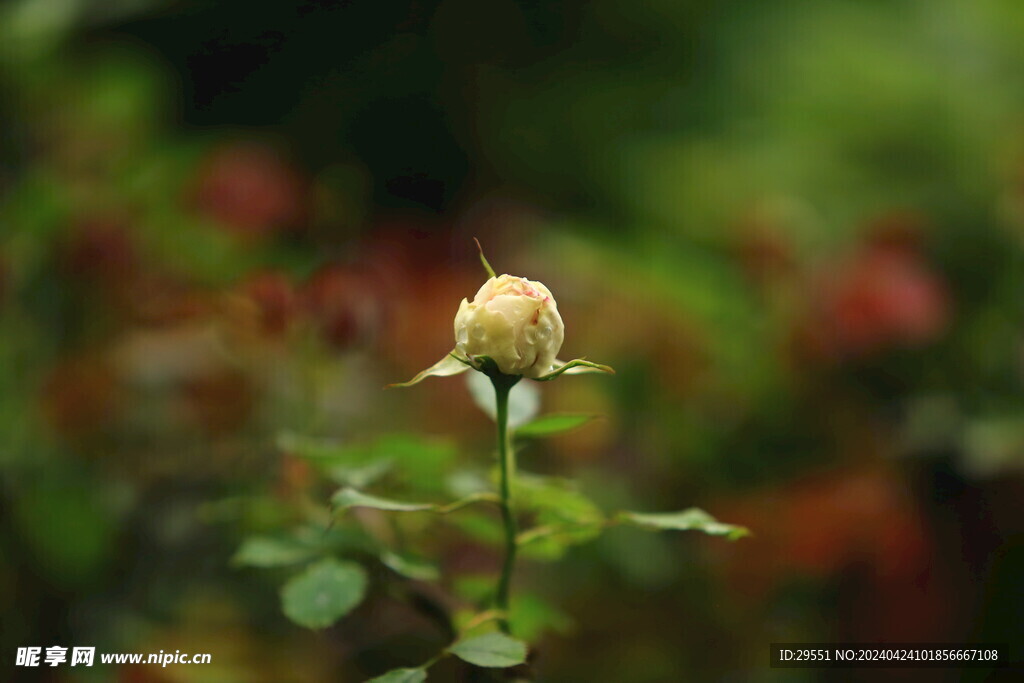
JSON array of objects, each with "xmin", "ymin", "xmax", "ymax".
[{"xmin": 2, "ymin": 0, "xmax": 1024, "ymax": 681}]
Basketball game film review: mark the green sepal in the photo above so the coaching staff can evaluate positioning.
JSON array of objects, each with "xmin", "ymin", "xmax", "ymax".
[
  {"xmin": 388, "ymin": 350, "xmax": 472, "ymax": 388},
  {"xmin": 532, "ymin": 358, "xmax": 615, "ymax": 381},
  {"xmin": 473, "ymin": 237, "xmax": 497, "ymax": 279}
]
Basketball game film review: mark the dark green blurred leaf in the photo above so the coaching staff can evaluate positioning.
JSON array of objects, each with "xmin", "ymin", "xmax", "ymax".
[
  {"xmin": 277, "ymin": 433, "xmax": 352, "ymax": 463},
  {"xmin": 372, "ymin": 435, "xmax": 459, "ymax": 494},
  {"xmin": 963, "ymin": 416, "xmax": 1024, "ymax": 477},
  {"xmin": 617, "ymin": 508, "xmax": 750, "ymax": 540},
  {"xmin": 509, "ymin": 594, "xmax": 573, "ymax": 642},
  {"xmin": 380, "ymin": 550, "xmax": 440, "ymax": 582},
  {"xmin": 298, "ymin": 524, "xmax": 377, "ymax": 556},
  {"xmin": 13, "ymin": 479, "xmax": 118, "ymax": 589},
  {"xmin": 453, "ymin": 574, "xmax": 495, "ymax": 603},
  {"xmin": 327, "ymin": 460, "xmax": 395, "ymax": 488},
  {"xmin": 232, "ymin": 524, "xmax": 373, "ymax": 569},
  {"xmin": 514, "ymin": 473, "xmax": 605, "ymax": 559},
  {"xmin": 445, "ymin": 468, "xmax": 491, "ymax": 498},
  {"xmin": 598, "ymin": 525, "xmax": 679, "ymax": 588},
  {"xmin": 197, "ymin": 496, "xmax": 295, "ymax": 531},
  {"xmin": 280, "ymin": 558, "xmax": 367, "ymax": 629},
  {"xmin": 449, "ymin": 632, "xmax": 527, "ymax": 668},
  {"xmin": 233, "ymin": 536, "xmax": 316, "ymax": 568},
  {"xmin": 282, "ymin": 433, "xmax": 457, "ymax": 495},
  {"xmin": 451, "ymin": 512, "xmax": 505, "ymax": 549},
  {"xmin": 515, "ymin": 413, "xmax": 599, "ymax": 438},
  {"xmin": 366, "ymin": 668, "xmax": 427, "ymax": 683}
]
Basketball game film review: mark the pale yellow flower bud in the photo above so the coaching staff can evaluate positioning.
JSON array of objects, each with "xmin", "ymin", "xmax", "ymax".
[{"xmin": 454, "ymin": 274, "xmax": 564, "ymax": 378}]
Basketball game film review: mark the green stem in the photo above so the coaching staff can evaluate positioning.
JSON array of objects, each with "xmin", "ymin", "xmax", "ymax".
[{"xmin": 492, "ymin": 375, "xmax": 518, "ymax": 633}]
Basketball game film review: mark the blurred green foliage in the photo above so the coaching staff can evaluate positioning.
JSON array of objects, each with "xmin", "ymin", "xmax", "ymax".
[{"xmin": 1, "ymin": 0, "xmax": 1024, "ymax": 680}]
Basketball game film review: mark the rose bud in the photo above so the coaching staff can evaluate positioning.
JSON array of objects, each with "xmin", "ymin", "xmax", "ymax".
[
  {"xmin": 390, "ymin": 243, "xmax": 613, "ymax": 387},
  {"xmin": 453, "ymin": 274, "xmax": 564, "ymax": 378}
]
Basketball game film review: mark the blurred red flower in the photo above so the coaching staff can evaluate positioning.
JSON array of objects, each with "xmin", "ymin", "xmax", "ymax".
[
  {"xmin": 191, "ymin": 143, "xmax": 307, "ymax": 237},
  {"xmin": 182, "ymin": 369, "xmax": 254, "ymax": 435},
  {"xmin": 303, "ymin": 263, "xmax": 386, "ymax": 350},
  {"xmin": 40, "ymin": 356, "xmax": 120, "ymax": 439},
  {"xmin": 712, "ymin": 465, "xmax": 948, "ymax": 640},
  {"xmin": 800, "ymin": 222, "xmax": 950, "ymax": 359},
  {"xmin": 61, "ymin": 217, "xmax": 140, "ymax": 287},
  {"xmin": 235, "ymin": 270, "xmax": 299, "ymax": 338}
]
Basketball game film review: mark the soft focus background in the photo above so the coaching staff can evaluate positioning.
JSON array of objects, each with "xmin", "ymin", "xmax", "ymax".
[{"xmin": 2, "ymin": 0, "xmax": 1024, "ymax": 681}]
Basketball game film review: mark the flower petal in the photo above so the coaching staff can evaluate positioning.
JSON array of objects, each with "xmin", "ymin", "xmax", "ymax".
[{"xmin": 387, "ymin": 350, "xmax": 472, "ymax": 388}]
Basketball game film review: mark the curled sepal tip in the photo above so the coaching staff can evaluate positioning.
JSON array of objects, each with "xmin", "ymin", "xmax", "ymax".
[
  {"xmin": 473, "ymin": 237, "xmax": 497, "ymax": 279},
  {"xmin": 531, "ymin": 358, "xmax": 615, "ymax": 381},
  {"xmin": 387, "ymin": 350, "xmax": 472, "ymax": 388}
]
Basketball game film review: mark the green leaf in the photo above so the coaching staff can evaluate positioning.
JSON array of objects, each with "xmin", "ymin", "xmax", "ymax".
[
  {"xmin": 196, "ymin": 495, "xmax": 293, "ymax": 529},
  {"xmin": 280, "ymin": 558, "xmax": 367, "ymax": 629},
  {"xmin": 617, "ymin": 508, "xmax": 750, "ymax": 540},
  {"xmin": 465, "ymin": 370, "xmax": 539, "ymax": 428},
  {"xmin": 445, "ymin": 469, "xmax": 491, "ymax": 498},
  {"xmin": 509, "ymin": 594, "xmax": 574, "ymax": 642},
  {"xmin": 532, "ymin": 358, "xmax": 615, "ymax": 381},
  {"xmin": 232, "ymin": 536, "xmax": 316, "ymax": 568},
  {"xmin": 294, "ymin": 524, "xmax": 378, "ymax": 556},
  {"xmin": 12, "ymin": 478, "xmax": 117, "ymax": 589},
  {"xmin": 514, "ymin": 473, "xmax": 605, "ymax": 559},
  {"xmin": 366, "ymin": 668, "xmax": 427, "ymax": 683},
  {"xmin": 449, "ymin": 632, "xmax": 528, "ymax": 668},
  {"xmin": 333, "ymin": 487, "xmax": 496, "ymax": 518},
  {"xmin": 372, "ymin": 434, "xmax": 458, "ymax": 495},
  {"xmin": 285, "ymin": 433, "xmax": 455, "ymax": 496},
  {"xmin": 327, "ymin": 460, "xmax": 394, "ymax": 488},
  {"xmin": 515, "ymin": 413, "xmax": 598, "ymax": 438},
  {"xmin": 277, "ymin": 432, "xmax": 351, "ymax": 463},
  {"xmin": 388, "ymin": 351, "xmax": 471, "ymax": 387},
  {"xmin": 332, "ymin": 487, "xmax": 435, "ymax": 513},
  {"xmin": 452, "ymin": 574, "xmax": 495, "ymax": 603},
  {"xmin": 380, "ymin": 550, "xmax": 440, "ymax": 581},
  {"xmin": 451, "ymin": 512, "xmax": 505, "ymax": 547}
]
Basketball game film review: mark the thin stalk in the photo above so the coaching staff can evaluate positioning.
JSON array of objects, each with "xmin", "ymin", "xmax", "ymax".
[{"xmin": 492, "ymin": 376, "xmax": 517, "ymax": 633}]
